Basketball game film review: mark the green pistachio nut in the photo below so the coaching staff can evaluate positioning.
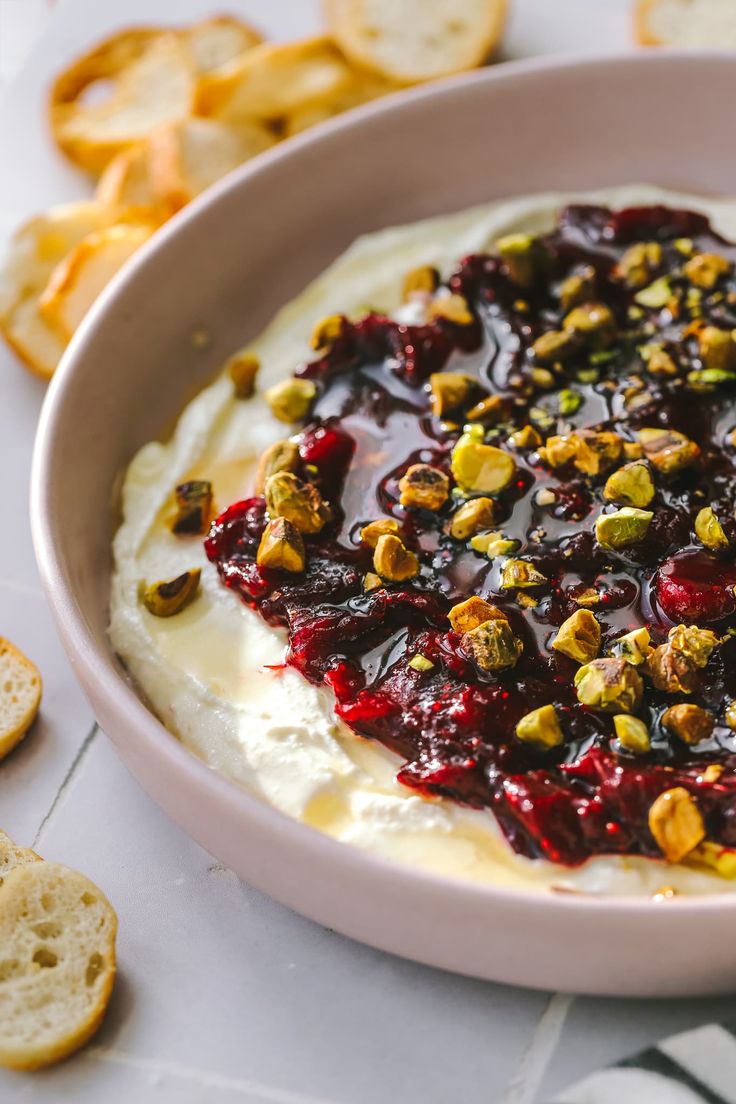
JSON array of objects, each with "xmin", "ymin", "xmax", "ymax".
[{"xmin": 595, "ymin": 507, "xmax": 653, "ymax": 549}]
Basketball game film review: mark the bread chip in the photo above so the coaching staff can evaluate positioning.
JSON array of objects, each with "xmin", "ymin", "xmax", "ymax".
[
  {"xmin": 195, "ymin": 36, "xmax": 354, "ymax": 124},
  {"xmin": 95, "ymin": 143, "xmax": 169, "ymax": 218},
  {"xmin": 0, "ymin": 831, "xmax": 41, "ymax": 886},
  {"xmin": 182, "ymin": 14, "xmax": 262, "ymax": 75},
  {"xmin": 323, "ymin": 0, "xmax": 508, "ymax": 83},
  {"xmin": 0, "ymin": 862, "xmax": 117, "ymax": 1070},
  {"xmin": 634, "ymin": 0, "xmax": 736, "ymax": 45},
  {"xmin": 0, "ymin": 638, "xmax": 42, "ymax": 762},
  {"xmin": 284, "ymin": 68, "xmax": 400, "ymax": 136},
  {"xmin": 51, "ymin": 32, "xmax": 196, "ymax": 174},
  {"xmin": 39, "ymin": 223, "xmax": 153, "ymax": 341}
]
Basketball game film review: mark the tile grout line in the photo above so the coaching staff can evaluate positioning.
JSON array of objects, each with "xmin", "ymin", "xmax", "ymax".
[
  {"xmin": 499, "ymin": 992, "xmax": 574, "ymax": 1104},
  {"xmin": 32, "ymin": 721, "xmax": 98, "ymax": 849},
  {"xmin": 84, "ymin": 1046, "xmax": 346, "ymax": 1104}
]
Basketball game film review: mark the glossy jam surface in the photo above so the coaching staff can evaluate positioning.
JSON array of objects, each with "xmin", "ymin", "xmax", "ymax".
[{"xmin": 206, "ymin": 205, "xmax": 736, "ymax": 866}]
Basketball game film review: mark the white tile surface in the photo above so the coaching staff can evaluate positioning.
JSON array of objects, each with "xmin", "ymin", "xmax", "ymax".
[{"xmin": 3, "ymin": 2, "xmax": 725, "ymax": 1103}]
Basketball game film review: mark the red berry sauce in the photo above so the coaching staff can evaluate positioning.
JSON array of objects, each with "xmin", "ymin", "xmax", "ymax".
[{"xmin": 205, "ymin": 205, "xmax": 736, "ymax": 867}]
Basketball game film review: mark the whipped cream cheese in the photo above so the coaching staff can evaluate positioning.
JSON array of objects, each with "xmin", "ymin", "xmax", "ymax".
[{"xmin": 111, "ymin": 185, "xmax": 736, "ymax": 895}]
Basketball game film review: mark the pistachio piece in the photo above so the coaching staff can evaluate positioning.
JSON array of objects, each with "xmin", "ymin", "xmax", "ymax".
[
  {"xmin": 662, "ymin": 703, "xmax": 714, "ymax": 746},
  {"xmin": 563, "ymin": 301, "xmax": 615, "ymax": 344},
  {"xmin": 613, "ymin": 714, "xmax": 651, "ymax": 754},
  {"xmin": 465, "ymin": 395, "xmax": 506, "ymax": 424},
  {"xmin": 687, "ymin": 841, "xmax": 736, "ymax": 879},
  {"xmin": 408, "ymin": 654, "xmax": 434, "ymax": 672},
  {"xmin": 574, "ymin": 657, "xmax": 643, "ymax": 714},
  {"xmin": 574, "ymin": 588, "xmax": 602, "ymax": 607},
  {"xmin": 451, "ymin": 432, "xmax": 515, "ymax": 493},
  {"xmin": 428, "ymin": 294, "xmax": 474, "ymax": 326},
  {"xmin": 558, "ymin": 388, "xmax": 583, "ymax": 416},
  {"xmin": 610, "ymin": 626, "xmax": 651, "ymax": 666},
  {"xmin": 143, "ymin": 569, "xmax": 201, "ymax": 617},
  {"xmin": 559, "ymin": 266, "xmax": 595, "ymax": 311},
  {"xmin": 373, "ymin": 534, "xmax": 419, "ymax": 581},
  {"xmin": 265, "ymin": 378, "xmax": 316, "ymax": 423},
  {"xmin": 551, "ymin": 609, "xmax": 601, "ymax": 664},
  {"xmin": 639, "ymin": 343, "xmax": 677, "ymax": 377},
  {"xmin": 398, "ymin": 463, "xmax": 449, "ymax": 511},
  {"xmin": 448, "ymin": 596, "xmax": 506, "ymax": 634},
  {"xmin": 726, "ymin": 702, "xmax": 736, "ymax": 730},
  {"xmin": 265, "ymin": 472, "xmax": 331, "ymax": 534},
  {"xmin": 402, "ymin": 264, "xmax": 440, "ymax": 300},
  {"xmin": 171, "ymin": 480, "xmax": 213, "ymax": 535},
  {"xmin": 256, "ymin": 517, "xmax": 305, "ymax": 572},
  {"xmin": 500, "ymin": 559, "xmax": 547, "ymax": 590},
  {"xmin": 254, "ymin": 439, "xmax": 300, "ymax": 493},
  {"xmin": 516, "ymin": 704, "xmax": 563, "ymax": 749},
  {"xmin": 310, "ymin": 314, "xmax": 344, "ymax": 351},
  {"xmin": 602, "ymin": 461, "xmax": 655, "ymax": 508},
  {"xmin": 623, "ymin": 441, "xmax": 645, "ymax": 460},
  {"xmin": 688, "ymin": 368, "xmax": 736, "ymax": 390},
  {"xmin": 363, "ymin": 572, "xmax": 383, "ymax": 591},
  {"xmin": 694, "ymin": 506, "xmax": 729, "ymax": 550},
  {"xmin": 532, "ymin": 329, "xmax": 576, "ymax": 363},
  {"xmin": 684, "ymin": 251, "xmax": 731, "ymax": 289},
  {"xmin": 636, "ymin": 427, "xmax": 700, "ymax": 474},
  {"xmin": 508, "ymin": 425, "xmax": 542, "ymax": 450},
  {"xmin": 496, "ymin": 233, "xmax": 546, "ymax": 288},
  {"xmin": 698, "ymin": 325, "xmax": 736, "ymax": 374},
  {"xmin": 428, "ymin": 371, "xmax": 474, "ymax": 417},
  {"xmin": 646, "ymin": 643, "xmax": 698, "ymax": 694},
  {"xmin": 360, "ymin": 518, "xmax": 400, "ymax": 548},
  {"xmin": 461, "ymin": 618, "xmax": 523, "ymax": 671},
  {"xmin": 616, "ymin": 241, "xmax": 662, "ymax": 289},
  {"xmin": 470, "ymin": 531, "xmax": 518, "ymax": 558},
  {"xmin": 539, "ymin": 430, "xmax": 622, "ymax": 476},
  {"xmin": 531, "ymin": 367, "xmax": 556, "ymax": 390},
  {"xmin": 446, "ymin": 497, "xmax": 495, "ymax": 540},
  {"xmin": 634, "ymin": 277, "xmax": 672, "ymax": 309},
  {"xmin": 595, "ymin": 507, "xmax": 653, "ymax": 550},
  {"xmin": 648, "ymin": 787, "xmax": 705, "ymax": 862},
  {"xmin": 228, "ymin": 350, "xmax": 260, "ymax": 398},
  {"xmin": 668, "ymin": 624, "xmax": 719, "ymax": 668}
]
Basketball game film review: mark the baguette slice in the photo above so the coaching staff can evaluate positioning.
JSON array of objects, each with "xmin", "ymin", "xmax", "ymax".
[
  {"xmin": 635, "ymin": 0, "xmax": 736, "ymax": 46},
  {"xmin": 0, "ymin": 862, "xmax": 117, "ymax": 1070},
  {"xmin": 0, "ymin": 639, "xmax": 42, "ymax": 761},
  {"xmin": 0, "ymin": 831, "xmax": 40, "ymax": 885},
  {"xmin": 324, "ymin": 0, "xmax": 508, "ymax": 84}
]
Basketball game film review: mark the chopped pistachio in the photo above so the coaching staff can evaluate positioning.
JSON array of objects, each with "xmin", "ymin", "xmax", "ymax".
[
  {"xmin": 639, "ymin": 342, "xmax": 677, "ymax": 377},
  {"xmin": 646, "ymin": 643, "xmax": 698, "ymax": 694},
  {"xmin": 470, "ymin": 531, "xmax": 518, "ymax": 558},
  {"xmin": 674, "ymin": 238, "xmax": 694, "ymax": 256},
  {"xmin": 602, "ymin": 461, "xmax": 655, "ymax": 508},
  {"xmin": 447, "ymin": 497, "xmax": 495, "ymax": 540},
  {"xmin": 531, "ymin": 367, "xmax": 556, "ymax": 390},
  {"xmin": 668, "ymin": 624, "xmax": 719, "ymax": 668},
  {"xmin": 516, "ymin": 704, "xmax": 563, "ymax": 749},
  {"xmin": 684, "ymin": 251, "xmax": 731, "ymax": 289},
  {"xmin": 500, "ymin": 559, "xmax": 547, "ymax": 590},
  {"xmin": 448, "ymin": 595, "xmax": 507, "ymax": 634},
  {"xmin": 143, "ymin": 569, "xmax": 201, "ymax": 617},
  {"xmin": 576, "ymin": 366, "xmax": 600, "ymax": 384},
  {"xmin": 695, "ymin": 506, "xmax": 729, "ymax": 550},
  {"xmin": 574, "ymin": 657, "xmax": 643, "ymax": 714},
  {"xmin": 428, "ymin": 371, "xmax": 474, "ymax": 417},
  {"xmin": 698, "ymin": 325, "xmax": 736, "ymax": 372},
  {"xmin": 662, "ymin": 703, "xmax": 714, "ymax": 746},
  {"xmin": 402, "ymin": 264, "xmax": 440, "ymax": 300},
  {"xmin": 254, "ymin": 439, "xmax": 300, "ymax": 493},
  {"xmin": 616, "ymin": 241, "xmax": 662, "ymax": 289},
  {"xmin": 539, "ymin": 430, "xmax": 622, "ymax": 476},
  {"xmin": 310, "ymin": 314, "xmax": 344, "ymax": 351},
  {"xmin": 428, "ymin": 293, "xmax": 474, "ymax": 326},
  {"xmin": 363, "ymin": 572, "xmax": 383, "ymax": 591},
  {"xmin": 408, "ymin": 654, "xmax": 434, "ymax": 672},
  {"xmin": 516, "ymin": 592, "xmax": 538, "ymax": 609},
  {"xmin": 536, "ymin": 487, "xmax": 556, "ymax": 507},
  {"xmin": 465, "ymin": 395, "xmax": 506, "ymax": 424},
  {"xmin": 559, "ymin": 266, "xmax": 596, "ymax": 311},
  {"xmin": 509, "ymin": 425, "xmax": 542, "ymax": 450},
  {"xmin": 532, "ymin": 329, "xmax": 576, "ymax": 363},
  {"xmin": 265, "ymin": 472, "xmax": 331, "ymax": 534},
  {"xmin": 574, "ymin": 588, "xmax": 602, "ymax": 607},
  {"xmin": 558, "ymin": 388, "xmax": 583, "ymax": 416},
  {"xmin": 463, "ymin": 423, "xmax": 485, "ymax": 441},
  {"xmin": 727, "ymin": 701, "xmax": 736, "ymax": 730},
  {"xmin": 595, "ymin": 507, "xmax": 653, "ymax": 549},
  {"xmin": 703, "ymin": 764, "xmax": 725, "ymax": 782},
  {"xmin": 373, "ymin": 534, "xmax": 419, "ymax": 581},
  {"xmin": 257, "ymin": 517, "xmax": 305, "ymax": 572},
  {"xmin": 623, "ymin": 441, "xmax": 644, "ymax": 460},
  {"xmin": 636, "ymin": 427, "xmax": 700, "ymax": 474},
  {"xmin": 634, "ymin": 276, "xmax": 672, "ymax": 309},
  {"xmin": 171, "ymin": 480, "xmax": 213, "ymax": 535},
  {"xmin": 687, "ymin": 841, "xmax": 736, "ymax": 879},
  {"xmin": 265, "ymin": 378, "xmax": 316, "ymax": 423},
  {"xmin": 361, "ymin": 518, "xmax": 400, "ymax": 548},
  {"xmin": 398, "ymin": 463, "xmax": 449, "ymax": 512},
  {"xmin": 563, "ymin": 301, "xmax": 615, "ymax": 343},
  {"xmin": 610, "ymin": 626, "xmax": 651, "ymax": 666},
  {"xmin": 688, "ymin": 368, "xmax": 736, "ymax": 390},
  {"xmin": 648, "ymin": 787, "xmax": 705, "ymax": 862},
  {"xmin": 551, "ymin": 609, "xmax": 601, "ymax": 664},
  {"xmin": 228, "ymin": 351, "xmax": 260, "ymax": 398},
  {"xmin": 496, "ymin": 233, "xmax": 546, "ymax": 288},
  {"xmin": 461, "ymin": 618, "xmax": 523, "ymax": 671},
  {"xmin": 451, "ymin": 432, "xmax": 515, "ymax": 493},
  {"xmin": 614, "ymin": 714, "xmax": 651, "ymax": 754}
]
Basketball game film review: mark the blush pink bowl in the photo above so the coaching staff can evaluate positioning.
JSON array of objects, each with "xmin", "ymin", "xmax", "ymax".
[{"xmin": 31, "ymin": 53, "xmax": 736, "ymax": 996}]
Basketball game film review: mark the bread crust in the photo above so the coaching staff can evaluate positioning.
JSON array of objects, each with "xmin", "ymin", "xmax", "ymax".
[
  {"xmin": 634, "ymin": 0, "xmax": 664, "ymax": 45},
  {"xmin": 0, "ymin": 638, "xmax": 42, "ymax": 759}
]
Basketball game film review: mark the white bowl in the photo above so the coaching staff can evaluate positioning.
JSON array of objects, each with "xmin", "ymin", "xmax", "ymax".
[{"xmin": 32, "ymin": 52, "xmax": 736, "ymax": 996}]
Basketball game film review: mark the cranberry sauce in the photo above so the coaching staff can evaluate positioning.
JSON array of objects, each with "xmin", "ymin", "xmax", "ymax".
[{"xmin": 205, "ymin": 205, "xmax": 736, "ymax": 867}]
